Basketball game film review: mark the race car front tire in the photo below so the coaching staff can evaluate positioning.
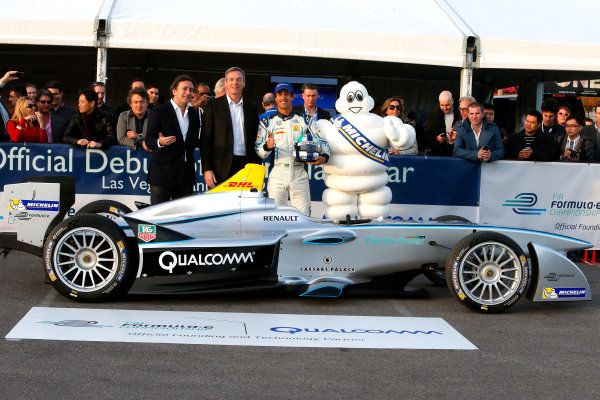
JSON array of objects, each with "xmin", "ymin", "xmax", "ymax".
[
  {"xmin": 43, "ymin": 214, "xmax": 137, "ymax": 302},
  {"xmin": 445, "ymin": 231, "xmax": 529, "ymax": 313}
]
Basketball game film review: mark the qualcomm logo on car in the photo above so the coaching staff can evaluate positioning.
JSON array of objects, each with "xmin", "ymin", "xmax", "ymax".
[
  {"xmin": 158, "ymin": 251, "xmax": 255, "ymax": 273},
  {"xmin": 502, "ymin": 193, "xmax": 546, "ymax": 215}
]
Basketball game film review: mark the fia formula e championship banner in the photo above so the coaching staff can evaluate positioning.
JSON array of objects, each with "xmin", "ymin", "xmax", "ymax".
[
  {"xmin": 6, "ymin": 307, "xmax": 476, "ymax": 350},
  {"xmin": 480, "ymin": 161, "xmax": 600, "ymax": 248}
]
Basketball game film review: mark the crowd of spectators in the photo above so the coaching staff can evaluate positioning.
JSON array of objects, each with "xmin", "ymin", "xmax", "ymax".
[{"xmin": 1, "ymin": 69, "xmax": 599, "ymax": 167}]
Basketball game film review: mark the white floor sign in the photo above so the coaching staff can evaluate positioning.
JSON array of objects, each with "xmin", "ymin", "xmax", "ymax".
[{"xmin": 6, "ymin": 307, "xmax": 477, "ymax": 350}]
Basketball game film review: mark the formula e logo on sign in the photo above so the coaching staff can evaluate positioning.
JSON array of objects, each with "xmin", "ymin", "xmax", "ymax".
[
  {"xmin": 138, "ymin": 224, "xmax": 156, "ymax": 242},
  {"xmin": 38, "ymin": 319, "xmax": 113, "ymax": 328},
  {"xmin": 502, "ymin": 193, "xmax": 546, "ymax": 215}
]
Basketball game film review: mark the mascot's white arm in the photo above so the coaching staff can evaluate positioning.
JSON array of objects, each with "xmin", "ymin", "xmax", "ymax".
[{"xmin": 383, "ymin": 116, "xmax": 416, "ymax": 151}]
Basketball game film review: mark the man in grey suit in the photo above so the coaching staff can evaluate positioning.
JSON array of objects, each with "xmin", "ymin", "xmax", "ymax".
[
  {"xmin": 453, "ymin": 102, "xmax": 504, "ymax": 162},
  {"xmin": 116, "ymin": 88, "xmax": 150, "ymax": 150},
  {"xmin": 36, "ymin": 90, "xmax": 66, "ymax": 143}
]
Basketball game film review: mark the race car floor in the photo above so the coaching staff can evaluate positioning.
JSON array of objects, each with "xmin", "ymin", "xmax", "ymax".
[{"xmin": 1, "ymin": 251, "xmax": 599, "ymax": 399}]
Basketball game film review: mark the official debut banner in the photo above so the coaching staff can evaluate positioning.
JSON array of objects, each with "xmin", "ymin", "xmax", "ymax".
[
  {"xmin": 6, "ymin": 307, "xmax": 477, "ymax": 350},
  {"xmin": 480, "ymin": 161, "xmax": 600, "ymax": 248}
]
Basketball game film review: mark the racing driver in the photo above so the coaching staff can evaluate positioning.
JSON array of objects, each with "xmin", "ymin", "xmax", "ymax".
[{"xmin": 256, "ymin": 82, "xmax": 329, "ymax": 216}]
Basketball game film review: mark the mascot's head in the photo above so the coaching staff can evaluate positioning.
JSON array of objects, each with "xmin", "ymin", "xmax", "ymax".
[{"xmin": 335, "ymin": 81, "xmax": 374, "ymax": 115}]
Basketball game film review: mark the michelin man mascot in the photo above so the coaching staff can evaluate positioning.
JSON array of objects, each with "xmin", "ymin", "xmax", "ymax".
[{"xmin": 315, "ymin": 82, "xmax": 415, "ymax": 220}]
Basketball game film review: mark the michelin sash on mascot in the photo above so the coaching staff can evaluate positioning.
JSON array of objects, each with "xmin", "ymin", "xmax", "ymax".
[
  {"xmin": 315, "ymin": 82, "xmax": 415, "ymax": 220},
  {"xmin": 330, "ymin": 114, "xmax": 391, "ymax": 168}
]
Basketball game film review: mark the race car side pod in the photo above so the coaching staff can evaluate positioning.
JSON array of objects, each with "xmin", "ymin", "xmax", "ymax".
[
  {"xmin": 526, "ymin": 241, "xmax": 592, "ymax": 302},
  {"xmin": 0, "ymin": 176, "xmax": 75, "ymax": 257}
]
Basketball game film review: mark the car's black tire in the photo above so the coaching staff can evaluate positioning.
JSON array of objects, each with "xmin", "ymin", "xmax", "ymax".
[
  {"xmin": 76, "ymin": 200, "xmax": 132, "ymax": 219},
  {"xmin": 422, "ymin": 215, "xmax": 472, "ymax": 286},
  {"xmin": 43, "ymin": 214, "xmax": 137, "ymax": 302},
  {"xmin": 445, "ymin": 231, "xmax": 529, "ymax": 313},
  {"xmin": 434, "ymin": 215, "xmax": 470, "ymax": 223}
]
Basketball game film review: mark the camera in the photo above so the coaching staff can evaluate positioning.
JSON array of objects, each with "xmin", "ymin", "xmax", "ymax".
[
  {"xmin": 14, "ymin": 71, "xmax": 24, "ymax": 78},
  {"xmin": 440, "ymin": 132, "xmax": 447, "ymax": 138},
  {"xmin": 569, "ymin": 149, "xmax": 579, "ymax": 159},
  {"xmin": 482, "ymin": 145, "xmax": 490, "ymax": 151}
]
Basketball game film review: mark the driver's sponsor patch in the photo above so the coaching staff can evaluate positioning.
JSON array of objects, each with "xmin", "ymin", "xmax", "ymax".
[{"xmin": 6, "ymin": 307, "xmax": 477, "ymax": 350}]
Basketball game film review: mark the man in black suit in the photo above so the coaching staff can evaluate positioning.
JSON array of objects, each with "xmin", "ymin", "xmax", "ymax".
[
  {"xmin": 424, "ymin": 90, "xmax": 462, "ymax": 156},
  {"xmin": 201, "ymin": 67, "xmax": 260, "ymax": 189},
  {"xmin": 292, "ymin": 83, "xmax": 331, "ymax": 123},
  {"xmin": 146, "ymin": 75, "xmax": 200, "ymax": 205}
]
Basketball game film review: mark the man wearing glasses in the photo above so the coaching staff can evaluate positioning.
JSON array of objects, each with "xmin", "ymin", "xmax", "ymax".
[
  {"xmin": 36, "ymin": 89, "xmax": 66, "ymax": 143},
  {"xmin": 558, "ymin": 115, "xmax": 595, "ymax": 163}
]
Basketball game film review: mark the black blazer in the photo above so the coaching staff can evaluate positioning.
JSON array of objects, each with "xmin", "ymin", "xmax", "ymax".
[
  {"xmin": 200, "ymin": 95, "xmax": 260, "ymax": 183},
  {"xmin": 424, "ymin": 107, "xmax": 462, "ymax": 156},
  {"xmin": 292, "ymin": 105, "xmax": 331, "ymax": 121},
  {"xmin": 50, "ymin": 114, "xmax": 67, "ymax": 144},
  {"xmin": 146, "ymin": 102, "xmax": 201, "ymax": 187}
]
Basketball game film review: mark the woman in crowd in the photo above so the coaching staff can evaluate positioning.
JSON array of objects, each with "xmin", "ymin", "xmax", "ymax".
[
  {"xmin": 7, "ymin": 97, "xmax": 47, "ymax": 143},
  {"xmin": 380, "ymin": 97, "xmax": 418, "ymax": 155},
  {"xmin": 556, "ymin": 105, "xmax": 571, "ymax": 127}
]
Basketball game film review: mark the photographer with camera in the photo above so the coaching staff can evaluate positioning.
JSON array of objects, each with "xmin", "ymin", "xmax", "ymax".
[{"xmin": 558, "ymin": 115, "xmax": 595, "ymax": 163}]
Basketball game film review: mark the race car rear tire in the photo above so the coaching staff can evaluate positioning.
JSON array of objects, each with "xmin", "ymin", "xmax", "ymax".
[
  {"xmin": 43, "ymin": 214, "xmax": 136, "ymax": 302},
  {"xmin": 445, "ymin": 231, "xmax": 529, "ymax": 313},
  {"xmin": 76, "ymin": 200, "xmax": 132, "ymax": 220},
  {"xmin": 423, "ymin": 215, "xmax": 472, "ymax": 286}
]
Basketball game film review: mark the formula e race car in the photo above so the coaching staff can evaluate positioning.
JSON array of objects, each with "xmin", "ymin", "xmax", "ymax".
[{"xmin": 0, "ymin": 164, "xmax": 593, "ymax": 313}]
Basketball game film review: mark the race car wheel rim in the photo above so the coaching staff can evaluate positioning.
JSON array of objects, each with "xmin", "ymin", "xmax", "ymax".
[
  {"xmin": 458, "ymin": 241, "xmax": 522, "ymax": 306},
  {"xmin": 53, "ymin": 227, "xmax": 119, "ymax": 292}
]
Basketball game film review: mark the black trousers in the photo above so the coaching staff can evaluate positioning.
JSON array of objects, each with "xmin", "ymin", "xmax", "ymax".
[
  {"xmin": 228, "ymin": 155, "xmax": 247, "ymax": 180},
  {"xmin": 150, "ymin": 184, "xmax": 193, "ymax": 205}
]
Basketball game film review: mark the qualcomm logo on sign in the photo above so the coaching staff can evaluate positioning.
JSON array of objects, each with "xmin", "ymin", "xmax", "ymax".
[{"xmin": 502, "ymin": 193, "xmax": 546, "ymax": 215}]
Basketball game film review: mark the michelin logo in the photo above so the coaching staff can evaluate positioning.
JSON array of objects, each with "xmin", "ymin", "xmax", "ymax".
[
  {"xmin": 542, "ymin": 288, "xmax": 586, "ymax": 299},
  {"xmin": 8, "ymin": 199, "xmax": 59, "ymax": 212}
]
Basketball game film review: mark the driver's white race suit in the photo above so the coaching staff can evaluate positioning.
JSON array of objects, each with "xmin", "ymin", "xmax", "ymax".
[{"xmin": 255, "ymin": 111, "xmax": 329, "ymax": 216}]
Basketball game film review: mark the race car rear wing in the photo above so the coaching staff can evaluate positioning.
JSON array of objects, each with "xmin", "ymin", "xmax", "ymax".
[{"xmin": 208, "ymin": 163, "xmax": 265, "ymax": 194}]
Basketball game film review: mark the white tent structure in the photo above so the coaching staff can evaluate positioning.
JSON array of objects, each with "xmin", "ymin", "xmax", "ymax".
[{"xmin": 1, "ymin": 0, "xmax": 599, "ymax": 119}]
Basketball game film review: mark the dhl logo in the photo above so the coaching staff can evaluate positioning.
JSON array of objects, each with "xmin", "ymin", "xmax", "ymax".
[{"xmin": 226, "ymin": 181, "xmax": 257, "ymax": 188}]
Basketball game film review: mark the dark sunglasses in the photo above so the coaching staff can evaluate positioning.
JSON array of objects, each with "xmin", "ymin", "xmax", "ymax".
[
  {"xmin": 26, "ymin": 104, "xmax": 37, "ymax": 108},
  {"xmin": 38, "ymin": 100, "xmax": 52, "ymax": 104},
  {"xmin": 197, "ymin": 92, "xmax": 210, "ymax": 96},
  {"xmin": 388, "ymin": 105, "xmax": 402, "ymax": 110}
]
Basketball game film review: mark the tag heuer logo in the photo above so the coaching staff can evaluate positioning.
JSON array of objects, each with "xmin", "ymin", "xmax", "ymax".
[{"xmin": 138, "ymin": 224, "xmax": 156, "ymax": 242}]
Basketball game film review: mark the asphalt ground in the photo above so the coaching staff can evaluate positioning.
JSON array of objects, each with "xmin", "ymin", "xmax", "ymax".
[{"xmin": 1, "ymin": 250, "xmax": 599, "ymax": 399}]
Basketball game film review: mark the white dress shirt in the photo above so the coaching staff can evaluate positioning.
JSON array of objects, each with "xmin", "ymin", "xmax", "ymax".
[{"xmin": 227, "ymin": 94, "xmax": 246, "ymax": 156}]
